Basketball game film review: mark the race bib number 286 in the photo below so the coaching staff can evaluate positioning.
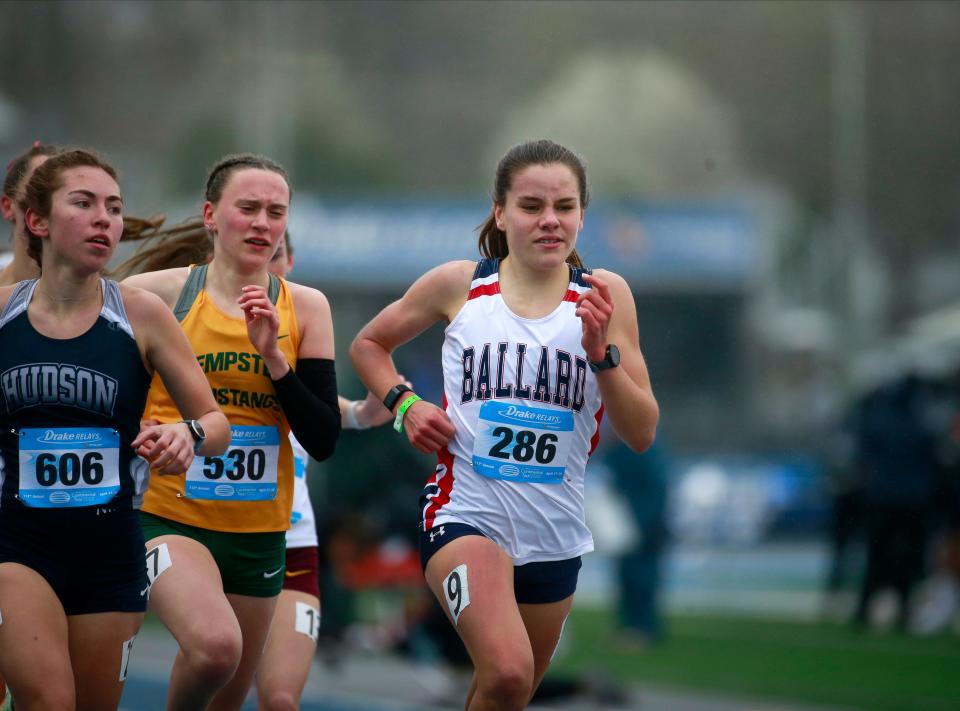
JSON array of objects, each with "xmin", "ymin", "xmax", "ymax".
[{"xmin": 471, "ymin": 402, "xmax": 574, "ymax": 485}]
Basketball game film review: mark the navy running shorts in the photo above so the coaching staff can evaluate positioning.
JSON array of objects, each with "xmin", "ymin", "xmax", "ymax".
[
  {"xmin": 419, "ymin": 522, "xmax": 581, "ymax": 604},
  {"xmin": 0, "ymin": 504, "xmax": 149, "ymax": 614}
]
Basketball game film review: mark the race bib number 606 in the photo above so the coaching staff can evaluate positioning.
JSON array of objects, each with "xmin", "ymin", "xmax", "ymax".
[{"xmin": 18, "ymin": 427, "xmax": 120, "ymax": 507}]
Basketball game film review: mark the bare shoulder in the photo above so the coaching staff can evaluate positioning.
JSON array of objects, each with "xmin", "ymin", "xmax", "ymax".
[
  {"xmin": 416, "ymin": 259, "xmax": 474, "ymax": 299},
  {"xmin": 119, "ymin": 283, "xmax": 177, "ymax": 326},
  {"xmin": 121, "ymin": 267, "xmax": 190, "ymax": 308},
  {"xmin": 427, "ymin": 260, "xmax": 476, "ymax": 291},
  {"xmin": 590, "ymin": 267, "xmax": 630, "ymax": 293},
  {"xmin": 409, "ymin": 260, "xmax": 475, "ymax": 320},
  {"xmin": 286, "ymin": 280, "xmax": 332, "ymax": 320}
]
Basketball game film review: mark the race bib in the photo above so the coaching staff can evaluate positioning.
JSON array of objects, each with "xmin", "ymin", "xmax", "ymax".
[
  {"xmin": 293, "ymin": 450, "xmax": 306, "ymax": 480},
  {"xmin": 471, "ymin": 402, "xmax": 573, "ymax": 484},
  {"xmin": 290, "ymin": 449, "xmax": 306, "ymax": 525},
  {"xmin": 185, "ymin": 425, "xmax": 279, "ymax": 501},
  {"xmin": 18, "ymin": 427, "xmax": 121, "ymax": 507}
]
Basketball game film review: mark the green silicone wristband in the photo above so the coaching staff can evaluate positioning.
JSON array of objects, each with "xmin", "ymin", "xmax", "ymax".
[{"xmin": 393, "ymin": 394, "xmax": 422, "ymax": 433}]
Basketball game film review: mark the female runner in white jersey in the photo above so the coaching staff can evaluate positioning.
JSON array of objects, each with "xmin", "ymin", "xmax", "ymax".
[{"xmin": 351, "ymin": 139, "xmax": 658, "ymax": 710}]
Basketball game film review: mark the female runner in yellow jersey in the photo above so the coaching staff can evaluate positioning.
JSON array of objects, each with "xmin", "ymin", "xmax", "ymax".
[
  {"xmin": 121, "ymin": 226, "xmax": 399, "ymax": 710},
  {"xmin": 123, "ymin": 154, "xmax": 341, "ymax": 711}
]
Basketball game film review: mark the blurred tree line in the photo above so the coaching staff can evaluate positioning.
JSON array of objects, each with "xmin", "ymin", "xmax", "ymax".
[{"xmin": 2, "ymin": 0, "xmax": 958, "ymax": 323}]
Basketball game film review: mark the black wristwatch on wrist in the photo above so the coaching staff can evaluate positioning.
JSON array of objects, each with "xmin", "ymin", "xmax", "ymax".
[
  {"xmin": 588, "ymin": 344, "xmax": 621, "ymax": 373},
  {"xmin": 382, "ymin": 383, "xmax": 413, "ymax": 412},
  {"xmin": 181, "ymin": 419, "xmax": 206, "ymax": 454}
]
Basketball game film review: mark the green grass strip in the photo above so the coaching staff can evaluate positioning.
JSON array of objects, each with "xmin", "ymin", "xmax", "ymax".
[{"xmin": 550, "ymin": 608, "xmax": 960, "ymax": 711}]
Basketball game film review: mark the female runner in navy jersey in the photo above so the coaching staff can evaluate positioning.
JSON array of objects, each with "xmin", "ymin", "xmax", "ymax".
[
  {"xmin": 351, "ymin": 139, "xmax": 658, "ymax": 711},
  {"xmin": 0, "ymin": 149, "xmax": 229, "ymax": 711}
]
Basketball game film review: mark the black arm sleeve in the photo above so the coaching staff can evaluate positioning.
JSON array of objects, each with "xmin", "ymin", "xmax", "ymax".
[{"xmin": 272, "ymin": 358, "xmax": 341, "ymax": 462}]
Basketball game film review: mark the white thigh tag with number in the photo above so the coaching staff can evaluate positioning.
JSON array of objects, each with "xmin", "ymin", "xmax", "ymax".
[
  {"xmin": 443, "ymin": 563, "xmax": 471, "ymax": 625},
  {"xmin": 145, "ymin": 542, "xmax": 172, "ymax": 587},
  {"xmin": 185, "ymin": 426, "xmax": 279, "ymax": 501},
  {"xmin": 119, "ymin": 634, "xmax": 137, "ymax": 681},
  {"xmin": 18, "ymin": 428, "xmax": 121, "ymax": 507},
  {"xmin": 294, "ymin": 600, "xmax": 321, "ymax": 642},
  {"xmin": 471, "ymin": 402, "xmax": 574, "ymax": 485}
]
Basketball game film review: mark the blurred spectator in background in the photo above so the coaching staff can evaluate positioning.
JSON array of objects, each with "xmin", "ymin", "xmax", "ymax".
[
  {"xmin": 849, "ymin": 374, "xmax": 941, "ymax": 630},
  {"xmin": 603, "ymin": 437, "xmax": 670, "ymax": 647},
  {"xmin": 821, "ymin": 423, "xmax": 864, "ymax": 621},
  {"xmin": 912, "ymin": 520, "xmax": 960, "ymax": 635},
  {"xmin": 911, "ymin": 365, "xmax": 960, "ymax": 635}
]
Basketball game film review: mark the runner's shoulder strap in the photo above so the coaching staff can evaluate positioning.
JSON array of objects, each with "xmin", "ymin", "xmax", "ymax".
[{"xmin": 172, "ymin": 264, "xmax": 280, "ymax": 323}]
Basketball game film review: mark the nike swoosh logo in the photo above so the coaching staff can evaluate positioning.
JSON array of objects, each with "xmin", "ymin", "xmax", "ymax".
[
  {"xmin": 139, "ymin": 586, "xmax": 150, "ymax": 597},
  {"xmin": 285, "ymin": 569, "xmax": 312, "ymax": 578},
  {"xmin": 276, "ymin": 334, "xmax": 289, "ymax": 340},
  {"xmin": 263, "ymin": 567, "xmax": 284, "ymax": 579}
]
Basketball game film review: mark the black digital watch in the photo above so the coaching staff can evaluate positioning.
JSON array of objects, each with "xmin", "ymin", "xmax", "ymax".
[
  {"xmin": 181, "ymin": 419, "xmax": 206, "ymax": 453},
  {"xmin": 588, "ymin": 344, "xmax": 621, "ymax": 373},
  {"xmin": 382, "ymin": 383, "xmax": 414, "ymax": 412}
]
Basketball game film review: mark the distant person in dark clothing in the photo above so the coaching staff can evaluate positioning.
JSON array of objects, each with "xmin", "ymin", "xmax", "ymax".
[
  {"xmin": 604, "ymin": 438, "xmax": 669, "ymax": 645},
  {"xmin": 821, "ymin": 423, "xmax": 864, "ymax": 620},
  {"xmin": 913, "ymin": 371, "xmax": 960, "ymax": 635},
  {"xmin": 850, "ymin": 374, "xmax": 940, "ymax": 629}
]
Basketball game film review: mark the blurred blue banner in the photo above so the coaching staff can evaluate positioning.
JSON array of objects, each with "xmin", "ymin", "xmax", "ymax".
[{"xmin": 288, "ymin": 199, "xmax": 756, "ymax": 290}]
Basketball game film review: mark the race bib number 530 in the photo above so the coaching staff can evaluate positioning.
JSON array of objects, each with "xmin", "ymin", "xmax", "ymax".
[{"xmin": 185, "ymin": 425, "xmax": 279, "ymax": 501}]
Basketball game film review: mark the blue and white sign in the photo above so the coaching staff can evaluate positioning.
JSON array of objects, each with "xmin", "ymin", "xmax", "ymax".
[
  {"xmin": 18, "ymin": 427, "xmax": 120, "ymax": 508},
  {"xmin": 185, "ymin": 425, "xmax": 280, "ymax": 501},
  {"xmin": 287, "ymin": 199, "xmax": 756, "ymax": 290}
]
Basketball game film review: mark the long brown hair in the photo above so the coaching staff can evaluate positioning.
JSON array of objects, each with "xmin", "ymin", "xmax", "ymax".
[
  {"xmin": 112, "ymin": 221, "xmax": 294, "ymax": 279},
  {"xmin": 477, "ymin": 139, "xmax": 589, "ymax": 269},
  {"xmin": 111, "ymin": 216, "xmax": 212, "ymax": 278},
  {"xmin": 19, "ymin": 149, "xmax": 119, "ymax": 267}
]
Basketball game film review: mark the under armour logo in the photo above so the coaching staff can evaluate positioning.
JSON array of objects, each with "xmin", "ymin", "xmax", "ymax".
[{"xmin": 429, "ymin": 526, "xmax": 446, "ymax": 543}]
